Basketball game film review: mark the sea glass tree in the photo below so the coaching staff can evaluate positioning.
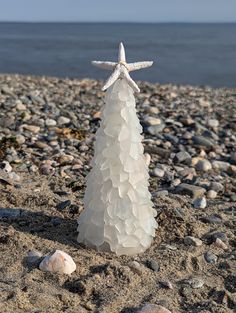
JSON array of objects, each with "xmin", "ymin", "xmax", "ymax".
[{"xmin": 77, "ymin": 43, "xmax": 157, "ymax": 256}]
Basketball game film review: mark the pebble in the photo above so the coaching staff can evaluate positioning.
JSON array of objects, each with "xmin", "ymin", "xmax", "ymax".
[
  {"xmin": 26, "ymin": 250, "xmax": 43, "ymax": 265},
  {"xmin": 155, "ymin": 190, "xmax": 169, "ymax": 197},
  {"xmin": 129, "ymin": 261, "xmax": 143, "ymax": 275},
  {"xmin": 16, "ymin": 134, "xmax": 26, "ymax": 144},
  {"xmin": 39, "ymin": 250, "xmax": 76, "ymax": 275},
  {"xmin": 207, "ymin": 119, "xmax": 219, "ymax": 128},
  {"xmin": 192, "ymin": 135, "xmax": 214, "ymax": 149},
  {"xmin": 209, "ymin": 182, "xmax": 224, "ymax": 192},
  {"xmin": 176, "ymin": 183, "xmax": 206, "ymax": 198},
  {"xmin": 147, "ymin": 259, "xmax": 160, "ymax": 272},
  {"xmin": 58, "ymin": 154, "xmax": 74, "ymax": 165},
  {"xmin": 159, "ymin": 281, "xmax": 173, "ymax": 289},
  {"xmin": 204, "ymin": 251, "xmax": 218, "ymax": 264},
  {"xmin": 214, "ymin": 238, "xmax": 228, "ymax": 250},
  {"xmin": 146, "ymin": 123, "xmax": 165, "ymax": 135},
  {"xmin": 195, "ymin": 159, "xmax": 212, "ymax": 172},
  {"xmin": 144, "ymin": 153, "xmax": 151, "ymax": 166},
  {"xmin": 45, "ymin": 118, "xmax": 57, "ymax": 126},
  {"xmin": 153, "ymin": 167, "xmax": 165, "ymax": 178},
  {"xmin": 230, "ymin": 152, "xmax": 236, "ymax": 164},
  {"xmin": 193, "ymin": 197, "xmax": 207, "ymax": 209},
  {"xmin": 184, "ymin": 236, "xmax": 202, "ymax": 247},
  {"xmin": 144, "ymin": 116, "xmax": 163, "ymax": 126},
  {"xmin": 0, "ymin": 161, "xmax": 12, "ymax": 173},
  {"xmin": 56, "ymin": 200, "xmax": 71, "ymax": 211},
  {"xmin": 21, "ymin": 124, "xmax": 40, "ymax": 133},
  {"xmin": 174, "ymin": 151, "xmax": 191, "ymax": 165},
  {"xmin": 201, "ymin": 214, "xmax": 222, "ymax": 224},
  {"xmin": 212, "ymin": 160, "xmax": 230, "ymax": 171},
  {"xmin": 136, "ymin": 304, "xmax": 172, "ymax": 313},
  {"xmin": 207, "ymin": 190, "xmax": 217, "ymax": 199},
  {"xmin": 186, "ymin": 277, "xmax": 204, "ymax": 289},
  {"xmin": 58, "ymin": 116, "xmax": 71, "ymax": 125}
]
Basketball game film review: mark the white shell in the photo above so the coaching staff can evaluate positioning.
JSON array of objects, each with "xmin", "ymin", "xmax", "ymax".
[
  {"xmin": 77, "ymin": 79, "xmax": 157, "ymax": 256},
  {"xmin": 39, "ymin": 250, "xmax": 76, "ymax": 275}
]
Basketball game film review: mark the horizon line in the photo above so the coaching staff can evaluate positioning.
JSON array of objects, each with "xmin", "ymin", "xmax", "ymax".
[{"xmin": 0, "ymin": 20, "xmax": 236, "ymax": 24}]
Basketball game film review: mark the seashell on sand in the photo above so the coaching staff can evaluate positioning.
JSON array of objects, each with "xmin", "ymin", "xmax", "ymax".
[{"xmin": 39, "ymin": 250, "xmax": 76, "ymax": 275}]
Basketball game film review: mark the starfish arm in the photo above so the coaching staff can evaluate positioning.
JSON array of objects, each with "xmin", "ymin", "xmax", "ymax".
[
  {"xmin": 91, "ymin": 61, "xmax": 117, "ymax": 70},
  {"xmin": 123, "ymin": 70, "xmax": 140, "ymax": 93},
  {"xmin": 118, "ymin": 42, "xmax": 126, "ymax": 63},
  {"xmin": 128, "ymin": 61, "xmax": 153, "ymax": 72},
  {"xmin": 102, "ymin": 68, "xmax": 121, "ymax": 91}
]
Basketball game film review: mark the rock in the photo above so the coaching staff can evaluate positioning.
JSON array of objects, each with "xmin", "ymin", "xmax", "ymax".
[
  {"xmin": 21, "ymin": 124, "xmax": 40, "ymax": 133},
  {"xmin": 209, "ymin": 232, "xmax": 228, "ymax": 243},
  {"xmin": 224, "ymin": 275, "xmax": 236, "ymax": 293},
  {"xmin": 15, "ymin": 101, "xmax": 26, "ymax": 111},
  {"xmin": 184, "ymin": 236, "xmax": 202, "ymax": 247},
  {"xmin": 201, "ymin": 214, "xmax": 222, "ymax": 224},
  {"xmin": 39, "ymin": 250, "xmax": 76, "ymax": 275},
  {"xmin": 195, "ymin": 159, "xmax": 212, "ymax": 172},
  {"xmin": 212, "ymin": 160, "xmax": 230, "ymax": 171},
  {"xmin": 15, "ymin": 134, "xmax": 25, "ymax": 145},
  {"xmin": 56, "ymin": 200, "xmax": 71, "ymax": 211},
  {"xmin": 146, "ymin": 124, "xmax": 165, "ymax": 135},
  {"xmin": 159, "ymin": 281, "xmax": 173, "ymax": 289},
  {"xmin": 209, "ymin": 182, "xmax": 224, "ymax": 192},
  {"xmin": 0, "ymin": 208, "xmax": 21, "ymax": 218},
  {"xmin": 58, "ymin": 154, "xmax": 74, "ymax": 165},
  {"xmin": 204, "ymin": 251, "xmax": 218, "ymax": 264},
  {"xmin": 152, "ymin": 167, "xmax": 165, "ymax": 178},
  {"xmin": 176, "ymin": 183, "xmax": 206, "ymax": 198},
  {"xmin": 193, "ymin": 197, "xmax": 207, "ymax": 209},
  {"xmin": 40, "ymin": 163, "xmax": 54, "ymax": 175},
  {"xmin": 207, "ymin": 119, "xmax": 219, "ymax": 128},
  {"xmin": 58, "ymin": 116, "xmax": 71, "ymax": 125},
  {"xmin": 174, "ymin": 151, "xmax": 191, "ymax": 165},
  {"xmin": 154, "ymin": 190, "xmax": 169, "ymax": 197},
  {"xmin": 45, "ymin": 118, "xmax": 57, "ymax": 126},
  {"xmin": 0, "ymin": 161, "xmax": 12, "ymax": 173},
  {"xmin": 26, "ymin": 250, "xmax": 43, "ymax": 266},
  {"xmin": 187, "ymin": 277, "xmax": 204, "ymax": 289},
  {"xmin": 144, "ymin": 116, "xmax": 163, "ymax": 126},
  {"xmin": 228, "ymin": 165, "xmax": 236, "ymax": 176},
  {"xmin": 214, "ymin": 238, "xmax": 228, "ymax": 250},
  {"xmin": 207, "ymin": 190, "xmax": 217, "ymax": 199},
  {"xmin": 144, "ymin": 153, "xmax": 151, "ymax": 166},
  {"xmin": 136, "ymin": 304, "xmax": 172, "ymax": 313},
  {"xmin": 192, "ymin": 136, "xmax": 214, "ymax": 149},
  {"xmin": 199, "ymin": 98, "xmax": 211, "ymax": 107},
  {"xmin": 129, "ymin": 261, "xmax": 143, "ymax": 275},
  {"xmin": 230, "ymin": 152, "xmax": 236, "ymax": 164},
  {"xmin": 147, "ymin": 259, "xmax": 160, "ymax": 272}
]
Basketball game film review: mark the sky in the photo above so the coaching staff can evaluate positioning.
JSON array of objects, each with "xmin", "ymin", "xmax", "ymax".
[{"xmin": 0, "ymin": 0, "xmax": 235, "ymax": 23}]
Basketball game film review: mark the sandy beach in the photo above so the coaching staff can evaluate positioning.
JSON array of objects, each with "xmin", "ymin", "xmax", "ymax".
[{"xmin": 0, "ymin": 74, "xmax": 236, "ymax": 313}]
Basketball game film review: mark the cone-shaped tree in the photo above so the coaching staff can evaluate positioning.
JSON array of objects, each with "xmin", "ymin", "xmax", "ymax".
[{"xmin": 77, "ymin": 43, "xmax": 157, "ymax": 255}]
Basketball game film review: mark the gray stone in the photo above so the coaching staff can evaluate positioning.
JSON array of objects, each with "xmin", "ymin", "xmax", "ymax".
[
  {"xmin": 184, "ymin": 236, "xmax": 202, "ymax": 247},
  {"xmin": 147, "ymin": 259, "xmax": 160, "ymax": 272},
  {"xmin": 146, "ymin": 123, "xmax": 165, "ymax": 135},
  {"xmin": 209, "ymin": 182, "xmax": 224, "ymax": 192},
  {"xmin": 176, "ymin": 183, "xmax": 206, "ymax": 198},
  {"xmin": 193, "ymin": 197, "xmax": 207, "ymax": 209},
  {"xmin": 207, "ymin": 190, "xmax": 217, "ymax": 199},
  {"xmin": 58, "ymin": 116, "xmax": 71, "ymax": 125},
  {"xmin": 56, "ymin": 200, "xmax": 71, "ymax": 211},
  {"xmin": 152, "ymin": 167, "xmax": 165, "ymax": 178},
  {"xmin": 195, "ymin": 159, "xmax": 212, "ymax": 172},
  {"xmin": 174, "ymin": 151, "xmax": 191, "ymax": 164},
  {"xmin": 192, "ymin": 136, "xmax": 214, "ymax": 148},
  {"xmin": 187, "ymin": 277, "xmax": 204, "ymax": 289},
  {"xmin": 204, "ymin": 251, "xmax": 218, "ymax": 264},
  {"xmin": 212, "ymin": 160, "xmax": 230, "ymax": 171}
]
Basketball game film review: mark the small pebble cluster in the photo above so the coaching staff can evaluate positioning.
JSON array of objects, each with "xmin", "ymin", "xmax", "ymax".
[{"xmin": 0, "ymin": 74, "xmax": 235, "ymax": 313}]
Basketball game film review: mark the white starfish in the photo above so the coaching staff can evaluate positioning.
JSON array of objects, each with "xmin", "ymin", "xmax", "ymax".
[{"xmin": 92, "ymin": 42, "xmax": 153, "ymax": 93}]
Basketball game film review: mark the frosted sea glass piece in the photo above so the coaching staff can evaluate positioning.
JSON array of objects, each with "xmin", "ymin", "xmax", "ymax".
[{"xmin": 77, "ymin": 79, "xmax": 157, "ymax": 256}]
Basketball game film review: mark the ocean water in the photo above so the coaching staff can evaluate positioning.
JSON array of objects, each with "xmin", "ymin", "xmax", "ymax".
[{"xmin": 0, "ymin": 22, "xmax": 236, "ymax": 87}]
